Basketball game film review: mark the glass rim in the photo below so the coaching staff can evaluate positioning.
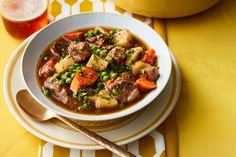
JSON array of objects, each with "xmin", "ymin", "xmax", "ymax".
[{"xmin": 0, "ymin": 0, "xmax": 48, "ymax": 22}]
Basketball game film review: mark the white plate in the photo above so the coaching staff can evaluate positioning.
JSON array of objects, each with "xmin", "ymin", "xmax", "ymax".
[{"xmin": 3, "ymin": 36, "xmax": 181, "ymax": 150}]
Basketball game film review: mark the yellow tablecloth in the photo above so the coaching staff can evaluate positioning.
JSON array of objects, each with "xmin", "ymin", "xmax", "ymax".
[
  {"xmin": 0, "ymin": 0, "xmax": 236, "ymax": 156},
  {"xmin": 168, "ymin": 0, "xmax": 236, "ymax": 156}
]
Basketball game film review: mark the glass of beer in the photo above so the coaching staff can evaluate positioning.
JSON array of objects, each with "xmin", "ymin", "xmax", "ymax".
[{"xmin": 0, "ymin": 0, "xmax": 48, "ymax": 38}]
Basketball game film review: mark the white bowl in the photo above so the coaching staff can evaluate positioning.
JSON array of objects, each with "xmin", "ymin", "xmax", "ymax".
[{"xmin": 21, "ymin": 12, "xmax": 172, "ymax": 121}]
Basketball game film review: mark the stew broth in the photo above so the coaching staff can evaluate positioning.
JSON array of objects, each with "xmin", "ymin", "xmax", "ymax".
[{"xmin": 37, "ymin": 27, "xmax": 159, "ymax": 115}]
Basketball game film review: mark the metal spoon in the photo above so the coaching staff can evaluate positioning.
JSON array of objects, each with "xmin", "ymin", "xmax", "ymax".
[{"xmin": 16, "ymin": 89, "xmax": 135, "ymax": 157}]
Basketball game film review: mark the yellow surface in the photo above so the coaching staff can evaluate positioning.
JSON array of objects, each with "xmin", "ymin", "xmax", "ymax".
[
  {"xmin": 167, "ymin": 0, "xmax": 236, "ymax": 156},
  {"xmin": 0, "ymin": 0, "xmax": 236, "ymax": 156},
  {"xmin": 0, "ymin": 19, "xmax": 40, "ymax": 157}
]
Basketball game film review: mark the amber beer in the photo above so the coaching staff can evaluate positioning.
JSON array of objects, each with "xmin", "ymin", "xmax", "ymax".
[{"xmin": 0, "ymin": 0, "xmax": 48, "ymax": 38}]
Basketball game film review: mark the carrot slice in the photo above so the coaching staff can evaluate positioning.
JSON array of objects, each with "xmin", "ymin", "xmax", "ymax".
[
  {"xmin": 105, "ymin": 79, "xmax": 115, "ymax": 89},
  {"xmin": 82, "ymin": 67, "xmax": 97, "ymax": 83},
  {"xmin": 63, "ymin": 31, "xmax": 84, "ymax": 41},
  {"xmin": 135, "ymin": 77, "xmax": 157, "ymax": 90},
  {"xmin": 39, "ymin": 57, "xmax": 57, "ymax": 78},
  {"xmin": 106, "ymin": 79, "xmax": 114, "ymax": 85},
  {"xmin": 141, "ymin": 49, "xmax": 157, "ymax": 65},
  {"xmin": 70, "ymin": 73, "xmax": 82, "ymax": 92},
  {"xmin": 70, "ymin": 67, "xmax": 97, "ymax": 92}
]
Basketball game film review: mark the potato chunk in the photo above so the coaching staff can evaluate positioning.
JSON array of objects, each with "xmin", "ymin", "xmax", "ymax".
[
  {"xmin": 131, "ymin": 61, "xmax": 149, "ymax": 75},
  {"xmin": 96, "ymin": 90, "xmax": 118, "ymax": 109},
  {"xmin": 125, "ymin": 47, "xmax": 143, "ymax": 65},
  {"xmin": 88, "ymin": 90, "xmax": 118, "ymax": 109},
  {"xmin": 86, "ymin": 54, "xmax": 108, "ymax": 71},
  {"xmin": 55, "ymin": 55, "xmax": 75, "ymax": 74},
  {"xmin": 114, "ymin": 29, "xmax": 132, "ymax": 48},
  {"xmin": 98, "ymin": 90, "xmax": 111, "ymax": 98},
  {"xmin": 96, "ymin": 98, "xmax": 118, "ymax": 109}
]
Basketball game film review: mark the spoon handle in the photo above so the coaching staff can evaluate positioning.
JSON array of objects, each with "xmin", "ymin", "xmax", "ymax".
[{"xmin": 55, "ymin": 115, "xmax": 136, "ymax": 157}]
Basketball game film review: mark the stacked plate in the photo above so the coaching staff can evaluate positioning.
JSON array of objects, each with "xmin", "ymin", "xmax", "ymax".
[{"xmin": 3, "ymin": 13, "xmax": 181, "ymax": 149}]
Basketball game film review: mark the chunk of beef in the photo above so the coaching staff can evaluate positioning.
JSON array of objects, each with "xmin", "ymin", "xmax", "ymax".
[
  {"xmin": 140, "ymin": 66, "xmax": 159, "ymax": 82},
  {"xmin": 106, "ymin": 46, "xmax": 126, "ymax": 63},
  {"xmin": 117, "ymin": 72, "xmax": 136, "ymax": 82},
  {"xmin": 68, "ymin": 41, "xmax": 91, "ymax": 62},
  {"xmin": 50, "ymin": 42, "xmax": 68, "ymax": 57},
  {"xmin": 105, "ymin": 79, "xmax": 139, "ymax": 103},
  {"xmin": 43, "ymin": 77, "xmax": 70, "ymax": 104},
  {"xmin": 102, "ymin": 45, "xmax": 114, "ymax": 51},
  {"xmin": 85, "ymin": 34, "xmax": 108, "ymax": 47},
  {"xmin": 44, "ymin": 77, "xmax": 83, "ymax": 108}
]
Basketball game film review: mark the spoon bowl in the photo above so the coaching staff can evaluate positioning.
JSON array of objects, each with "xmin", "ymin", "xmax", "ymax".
[{"xmin": 16, "ymin": 90, "xmax": 55, "ymax": 121}]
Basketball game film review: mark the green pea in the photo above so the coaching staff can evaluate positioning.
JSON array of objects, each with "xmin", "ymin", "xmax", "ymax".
[
  {"xmin": 79, "ymin": 103, "xmax": 91, "ymax": 111},
  {"xmin": 111, "ymin": 73, "xmax": 118, "ymax": 79},
  {"xmin": 103, "ymin": 75, "xmax": 110, "ymax": 81},
  {"xmin": 112, "ymin": 87, "xmax": 119, "ymax": 95},
  {"xmin": 100, "ymin": 51, "xmax": 107, "ymax": 58},
  {"xmin": 118, "ymin": 103, "xmax": 125, "ymax": 109},
  {"xmin": 58, "ymin": 80, "xmax": 65, "ymax": 85},
  {"xmin": 75, "ymin": 66, "xmax": 82, "ymax": 72},
  {"xmin": 90, "ymin": 45, "xmax": 97, "ymax": 51},
  {"xmin": 108, "ymin": 57, "xmax": 113, "ymax": 63},
  {"xmin": 94, "ymin": 47, "xmax": 98, "ymax": 51},
  {"xmin": 96, "ymin": 88, "xmax": 100, "ymax": 92},
  {"xmin": 126, "ymin": 50, "xmax": 132, "ymax": 56},
  {"xmin": 69, "ymin": 66, "xmax": 75, "ymax": 72},
  {"xmin": 65, "ymin": 78, "xmax": 72, "ymax": 84},
  {"xmin": 96, "ymin": 48, "xmax": 102, "ymax": 53},
  {"xmin": 94, "ymin": 29, "xmax": 100, "ymax": 35},
  {"xmin": 84, "ymin": 96, "xmax": 88, "ymax": 101},
  {"xmin": 101, "ymin": 71, "xmax": 108, "ymax": 77},
  {"xmin": 54, "ymin": 73, "xmax": 60, "ymax": 79},
  {"xmin": 78, "ymin": 92, "xmax": 87, "ymax": 97},
  {"xmin": 75, "ymin": 37, "xmax": 80, "ymax": 42},
  {"xmin": 128, "ymin": 60, "xmax": 135, "ymax": 66},
  {"xmin": 86, "ymin": 33, "xmax": 91, "ymax": 37},
  {"xmin": 42, "ymin": 87, "xmax": 50, "ymax": 96},
  {"xmin": 109, "ymin": 71, "xmax": 114, "ymax": 75},
  {"xmin": 61, "ymin": 74, "xmax": 67, "ymax": 81},
  {"xmin": 70, "ymin": 73, "xmax": 75, "ymax": 79},
  {"xmin": 88, "ymin": 90, "xmax": 95, "ymax": 96},
  {"xmin": 64, "ymin": 72, "xmax": 71, "ymax": 77},
  {"xmin": 85, "ymin": 30, "xmax": 93, "ymax": 37},
  {"xmin": 79, "ymin": 103, "xmax": 88, "ymax": 110},
  {"xmin": 97, "ymin": 82, "xmax": 104, "ymax": 88}
]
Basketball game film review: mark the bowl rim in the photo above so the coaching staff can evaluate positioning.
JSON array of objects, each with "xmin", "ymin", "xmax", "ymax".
[{"xmin": 21, "ymin": 12, "xmax": 172, "ymax": 121}]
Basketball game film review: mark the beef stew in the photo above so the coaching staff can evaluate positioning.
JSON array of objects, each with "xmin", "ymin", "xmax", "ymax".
[{"xmin": 37, "ymin": 27, "xmax": 159, "ymax": 115}]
